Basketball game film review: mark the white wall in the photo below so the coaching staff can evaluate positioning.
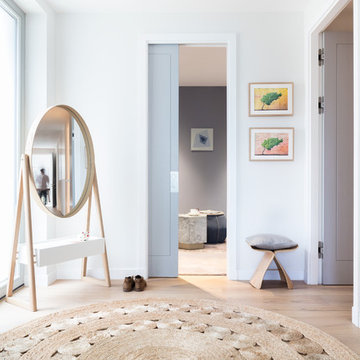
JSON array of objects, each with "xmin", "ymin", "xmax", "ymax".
[
  {"xmin": 24, "ymin": 3, "xmax": 57, "ymax": 286},
  {"xmin": 43, "ymin": 11, "xmax": 306, "ymax": 280},
  {"xmin": 305, "ymin": 0, "xmax": 335, "ymax": 31}
]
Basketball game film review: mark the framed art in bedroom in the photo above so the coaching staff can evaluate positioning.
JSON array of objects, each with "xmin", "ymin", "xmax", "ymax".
[{"xmin": 191, "ymin": 128, "xmax": 214, "ymax": 151}]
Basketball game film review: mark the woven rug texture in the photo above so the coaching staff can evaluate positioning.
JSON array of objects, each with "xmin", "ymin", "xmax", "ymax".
[{"xmin": 0, "ymin": 298, "xmax": 359, "ymax": 360}]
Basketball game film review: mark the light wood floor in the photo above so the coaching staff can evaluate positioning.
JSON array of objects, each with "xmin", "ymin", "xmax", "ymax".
[
  {"xmin": 0, "ymin": 277, "xmax": 359, "ymax": 355},
  {"xmin": 179, "ymin": 243, "xmax": 226, "ymax": 275}
]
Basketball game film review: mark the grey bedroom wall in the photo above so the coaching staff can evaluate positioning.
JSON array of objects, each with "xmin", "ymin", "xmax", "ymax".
[{"xmin": 179, "ymin": 86, "xmax": 227, "ymax": 214}]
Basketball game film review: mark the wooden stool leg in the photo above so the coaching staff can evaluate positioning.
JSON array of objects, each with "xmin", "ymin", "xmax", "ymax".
[
  {"xmin": 249, "ymin": 251, "xmax": 274, "ymax": 289},
  {"xmin": 274, "ymin": 252, "xmax": 293, "ymax": 289},
  {"xmin": 273, "ymin": 256, "xmax": 286, "ymax": 282}
]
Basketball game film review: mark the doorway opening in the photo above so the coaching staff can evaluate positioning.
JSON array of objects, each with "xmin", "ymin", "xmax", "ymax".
[
  {"xmin": 321, "ymin": 0, "xmax": 354, "ymax": 285},
  {"xmin": 178, "ymin": 45, "xmax": 227, "ymax": 275},
  {"xmin": 145, "ymin": 34, "xmax": 237, "ymax": 279}
]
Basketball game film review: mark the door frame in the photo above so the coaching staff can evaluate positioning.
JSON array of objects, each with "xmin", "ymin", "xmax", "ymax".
[
  {"xmin": 322, "ymin": 31, "xmax": 354, "ymax": 285},
  {"xmin": 307, "ymin": 0, "xmax": 360, "ymax": 326},
  {"xmin": 138, "ymin": 33, "xmax": 237, "ymax": 279},
  {"xmin": 0, "ymin": 0, "xmax": 25, "ymax": 298}
]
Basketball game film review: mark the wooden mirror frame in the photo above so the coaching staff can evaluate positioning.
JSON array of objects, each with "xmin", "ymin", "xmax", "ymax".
[{"xmin": 25, "ymin": 105, "xmax": 95, "ymax": 218}]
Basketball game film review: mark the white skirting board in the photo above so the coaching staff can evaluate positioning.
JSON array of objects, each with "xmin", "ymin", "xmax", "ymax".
[
  {"xmin": 57, "ymin": 267, "xmax": 147, "ymax": 280},
  {"xmin": 353, "ymin": 306, "xmax": 360, "ymax": 327},
  {"xmin": 25, "ymin": 267, "xmax": 303, "ymax": 283},
  {"xmin": 25, "ymin": 265, "xmax": 305, "ymax": 283},
  {"xmin": 55, "ymin": 268, "xmax": 302, "ymax": 281},
  {"xmin": 23, "ymin": 264, "xmax": 146, "ymax": 285}
]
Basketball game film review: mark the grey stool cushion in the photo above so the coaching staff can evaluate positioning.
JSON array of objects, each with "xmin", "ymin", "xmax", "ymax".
[{"xmin": 246, "ymin": 234, "xmax": 297, "ymax": 251}]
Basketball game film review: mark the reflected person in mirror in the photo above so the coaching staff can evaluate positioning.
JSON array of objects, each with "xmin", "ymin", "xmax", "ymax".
[{"xmin": 36, "ymin": 168, "xmax": 50, "ymax": 205}]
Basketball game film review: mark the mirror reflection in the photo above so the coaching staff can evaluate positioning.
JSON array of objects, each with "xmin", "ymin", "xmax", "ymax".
[{"xmin": 32, "ymin": 107, "xmax": 88, "ymax": 216}]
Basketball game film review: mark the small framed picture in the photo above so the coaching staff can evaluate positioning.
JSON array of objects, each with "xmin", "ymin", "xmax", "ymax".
[
  {"xmin": 249, "ymin": 127, "xmax": 294, "ymax": 161},
  {"xmin": 191, "ymin": 128, "xmax": 214, "ymax": 151},
  {"xmin": 249, "ymin": 82, "xmax": 294, "ymax": 116}
]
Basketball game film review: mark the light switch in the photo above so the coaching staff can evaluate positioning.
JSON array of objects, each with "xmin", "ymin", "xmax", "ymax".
[{"xmin": 170, "ymin": 171, "xmax": 179, "ymax": 193}]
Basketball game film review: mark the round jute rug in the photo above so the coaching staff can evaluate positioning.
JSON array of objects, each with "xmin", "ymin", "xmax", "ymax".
[{"xmin": 0, "ymin": 298, "xmax": 358, "ymax": 360}]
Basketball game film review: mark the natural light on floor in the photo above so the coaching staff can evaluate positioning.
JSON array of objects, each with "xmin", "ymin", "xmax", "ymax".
[{"xmin": 0, "ymin": 5, "xmax": 16, "ymax": 288}]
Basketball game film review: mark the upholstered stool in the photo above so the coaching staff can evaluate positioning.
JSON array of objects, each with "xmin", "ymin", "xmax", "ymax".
[
  {"xmin": 246, "ymin": 234, "xmax": 298, "ymax": 289},
  {"xmin": 199, "ymin": 210, "xmax": 227, "ymax": 244}
]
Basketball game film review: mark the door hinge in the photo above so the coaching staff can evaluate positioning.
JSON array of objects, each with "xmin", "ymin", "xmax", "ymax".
[
  {"xmin": 318, "ymin": 241, "xmax": 324, "ymax": 259},
  {"xmin": 318, "ymin": 96, "xmax": 325, "ymax": 114},
  {"xmin": 318, "ymin": 48, "xmax": 325, "ymax": 66}
]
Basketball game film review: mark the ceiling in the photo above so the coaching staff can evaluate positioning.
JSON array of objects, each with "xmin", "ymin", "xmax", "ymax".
[
  {"xmin": 34, "ymin": 0, "xmax": 311, "ymax": 13},
  {"xmin": 179, "ymin": 46, "xmax": 226, "ymax": 86}
]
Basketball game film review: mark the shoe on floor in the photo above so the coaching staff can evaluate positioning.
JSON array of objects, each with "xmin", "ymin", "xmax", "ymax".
[
  {"xmin": 134, "ymin": 275, "xmax": 147, "ymax": 292},
  {"xmin": 123, "ymin": 276, "xmax": 135, "ymax": 292}
]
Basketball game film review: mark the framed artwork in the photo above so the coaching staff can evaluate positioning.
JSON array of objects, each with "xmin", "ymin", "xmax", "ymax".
[
  {"xmin": 249, "ymin": 82, "xmax": 294, "ymax": 116},
  {"xmin": 191, "ymin": 128, "xmax": 214, "ymax": 151},
  {"xmin": 249, "ymin": 127, "xmax": 294, "ymax": 161}
]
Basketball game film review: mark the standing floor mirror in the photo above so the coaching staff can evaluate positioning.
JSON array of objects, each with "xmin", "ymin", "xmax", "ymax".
[{"xmin": 6, "ymin": 105, "xmax": 111, "ymax": 312}]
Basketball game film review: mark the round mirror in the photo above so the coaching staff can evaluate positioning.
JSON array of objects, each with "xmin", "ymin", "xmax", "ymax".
[{"xmin": 26, "ymin": 105, "xmax": 94, "ymax": 217}]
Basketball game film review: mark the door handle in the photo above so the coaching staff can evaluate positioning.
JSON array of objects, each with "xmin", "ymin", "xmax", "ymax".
[{"xmin": 170, "ymin": 171, "xmax": 179, "ymax": 193}]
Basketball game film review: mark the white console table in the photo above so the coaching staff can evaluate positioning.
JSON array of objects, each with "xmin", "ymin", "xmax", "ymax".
[{"xmin": 17, "ymin": 236, "xmax": 105, "ymax": 267}]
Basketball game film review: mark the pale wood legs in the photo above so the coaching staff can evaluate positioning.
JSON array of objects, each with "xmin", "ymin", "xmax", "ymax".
[
  {"xmin": 23, "ymin": 155, "xmax": 37, "ymax": 310},
  {"xmin": 81, "ymin": 169, "xmax": 111, "ymax": 287},
  {"xmin": 273, "ymin": 253, "xmax": 294, "ymax": 289},
  {"xmin": 81, "ymin": 187, "xmax": 92, "ymax": 278},
  {"xmin": 273, "ymin": 256, "xmax": 286, "ymax": 282},
  {"xmin": 7, "ymin": 157, "xmax": 111, "ymax": 313},
  {"xmin": 101, "ymin": 246, "xmax": 111, "ymax": 287},
  {"xmin": 6, "ymin": 155, "xmax": 37, "ymax": 311},
  {"xmin": 249, "ymin": 251, "xmax": 275, "ymax": 289},
  {"xmin": 81, "ymin": 257, "xmax": 88, "ymax": 278},
  {"xmin": 249, "ymin": 248, "xmax": 296, "ymax": 290},
  {"xmin": 93, "ymin": 170, "xmax": 111, "ymax": 287}
]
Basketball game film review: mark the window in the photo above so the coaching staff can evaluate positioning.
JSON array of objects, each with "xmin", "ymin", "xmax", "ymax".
[{"xmin": 0, "ymin": 0, "xmax": 24, "ymax": 297}]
